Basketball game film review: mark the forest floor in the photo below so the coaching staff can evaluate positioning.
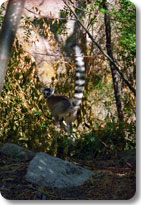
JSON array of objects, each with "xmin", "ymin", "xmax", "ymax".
[{"xmin": 0, "ymin": 152, "xmax": 136, "ymax": 200}]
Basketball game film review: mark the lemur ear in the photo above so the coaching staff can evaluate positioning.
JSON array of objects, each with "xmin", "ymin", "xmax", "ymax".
[{"xmin": 41, "ymin": 88, "xmax": 45, "ymax": 92}]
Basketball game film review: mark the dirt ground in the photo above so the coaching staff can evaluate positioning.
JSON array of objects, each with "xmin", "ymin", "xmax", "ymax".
[{"xmin": 0, "ymin": 152, "xmax": 136, "ymax": 200}]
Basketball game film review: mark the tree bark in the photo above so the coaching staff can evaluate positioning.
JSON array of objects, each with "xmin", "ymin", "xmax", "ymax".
[
  {"xmin": 0, "ymin": 0, "xmax": 26, "ymax": 94},
  {"xmin": 63, "ymin": 0, "xmax": 86, "ymax": 56},
  {"xmin": 103, "ymin": 0, "xmax": 124, "ymax": 121}
]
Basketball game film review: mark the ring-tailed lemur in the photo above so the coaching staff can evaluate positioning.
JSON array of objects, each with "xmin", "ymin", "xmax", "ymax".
[{"xmin": 41, "ymin": 45, "xmax": 85, "ymax": 132}]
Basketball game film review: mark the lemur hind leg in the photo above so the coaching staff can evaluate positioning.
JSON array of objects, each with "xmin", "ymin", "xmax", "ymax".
[
  {"xmin": 54, "ymin": 115, "xmax": 70, "ymax": 133},
  {"xmin": 53, "ymin": 115, "xmax": 62, "ymax": 132},
  {"xmin": 60, "ymin": 119, "xmax": 71, "ymax": 133}
]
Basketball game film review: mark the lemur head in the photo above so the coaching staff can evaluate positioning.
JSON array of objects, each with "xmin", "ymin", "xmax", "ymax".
[{"xmin": 41, "ymin": 88, "xmax": 54, "ymax": 98}]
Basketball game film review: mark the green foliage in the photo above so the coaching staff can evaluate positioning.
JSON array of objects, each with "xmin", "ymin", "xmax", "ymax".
[
  {"xmin": 53, "ymin": 8, "xmax": 68, "ymax": 35},
  {"xmin": 116, "ymin": 0, "xmax": 136, "ymax": 63},
  {"xmin": 77, "ymin": 120, "xmax": 135, "ymax": 159}
]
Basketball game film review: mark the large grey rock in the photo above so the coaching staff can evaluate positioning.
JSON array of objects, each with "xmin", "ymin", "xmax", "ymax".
[
  {"xmin": 0, "ymin": 143, "xmax": 35, "ymax": 162},
  {"xmin": 26, "ymin": 152, "xmax": 94, "ymax": 189}
]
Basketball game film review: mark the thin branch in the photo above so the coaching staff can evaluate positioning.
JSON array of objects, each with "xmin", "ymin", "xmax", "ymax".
[
  {"xmin": 33, "ymin": 51, "xmax": 96, "ymax": 58},
  {"xmin": 72, "ymin": 5, "xmax": 91, "ymax": 14},
  {"xmin": 24, "ymin": 7, "xmax": 77, "ymax": 21},
  {"xmin": 25, "ymin": 50, "xmax": 96, "ymax": 59},
  {"xmin": 63, "ymin": 0, "xmax": 136, "ymax": 96}
]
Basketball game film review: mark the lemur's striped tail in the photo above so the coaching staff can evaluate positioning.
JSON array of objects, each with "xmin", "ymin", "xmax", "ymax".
[{"xmin": 72, "ymin": 45, "xmax": 85, "ymax": 114}]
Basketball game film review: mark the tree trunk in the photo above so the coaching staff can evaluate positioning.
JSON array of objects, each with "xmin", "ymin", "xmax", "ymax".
[
  {"xmin": 0, "ymin": 0, "xmax": 26, "ymax": 94},
  {"xmin": 63, "ymin": 0, "xmax": 86, "ymax": 56},
  {"xmin": 103, "ymin": 0, "xmax": 124, "ymax": 121}
]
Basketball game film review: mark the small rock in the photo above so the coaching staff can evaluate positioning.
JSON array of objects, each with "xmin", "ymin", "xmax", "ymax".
[
  {"xmin": 0, "ymin": 143, "xmax": 35, "ymax": 162},
  {"xmin": 26, "ymin": 152, "xmax": 94, "ymax": 189}
]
